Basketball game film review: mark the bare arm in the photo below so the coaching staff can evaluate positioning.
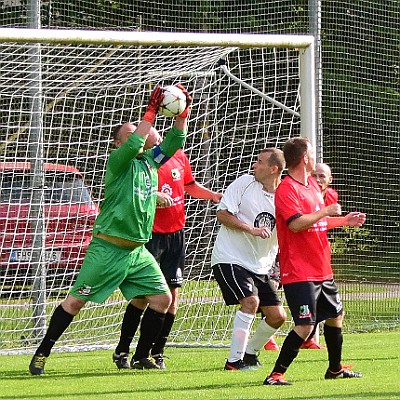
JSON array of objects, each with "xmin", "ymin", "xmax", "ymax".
[
  {"xmin": 133, "ymin": 120, "xmax": 153, "ymax": 140},
  {"xmin": 288, "ymin": 203, "xmax": 341, "ymax": 232},
  {"xmin": 289, "ymin": 203, "xmax": 366, "ymax": 232},
  {"xmin": 173, "ymin": 84, "xmax": 192, "ymax": 132},
  {"xmin": 327, "ymin": 212, "xmax": 366, "ymax": 229},
  {"xmin": 173, "ymin": 115, "xmax": 187, "ymax": 132},
  {"xmin": 185, "ymin": 181, "xmax": 222, "ymax": 203},
  {"xmin": 217, "ymin": 209, "xmax": 272, "ymax": 239}
]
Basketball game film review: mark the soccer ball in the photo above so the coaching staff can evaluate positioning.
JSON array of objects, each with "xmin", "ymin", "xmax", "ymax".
[{"xmin": 159, "ymin": 85, "xmax": 186, "ymax": 117}]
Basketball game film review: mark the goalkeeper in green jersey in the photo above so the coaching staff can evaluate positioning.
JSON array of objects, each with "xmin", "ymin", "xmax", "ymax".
[{"xmin": 29, "ymin": 85, "xmax": 192, "ymax": 375}]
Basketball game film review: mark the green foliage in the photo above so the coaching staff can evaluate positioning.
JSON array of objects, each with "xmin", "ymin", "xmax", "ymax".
[{"xmin": 330, "ymin": 226, "xmax": 378, "ymax": 255}]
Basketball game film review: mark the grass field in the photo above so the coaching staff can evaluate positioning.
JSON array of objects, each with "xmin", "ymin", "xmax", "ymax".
[{"xmin": 1, "ymin": 331, "xmax": 399, "ymax": 400}]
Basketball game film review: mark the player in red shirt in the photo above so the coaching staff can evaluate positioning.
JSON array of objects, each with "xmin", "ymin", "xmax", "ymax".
[
  {"xmin": 296, "ymin": 162, "xmax": 339, "ymax": 349},
  {"xmin": 265, "ymin": 162, "xmax": 340, "ymax": 352},
  {"xmin": 264, "ymin": 137, "xmax": 366, "ymax": 386},
  {"xmin": 312, "ymin": 162, "xmax": 339, "ymax": 206},
  {"xmin": 113, "ymin": 148, "xmax": 222, "ymax": 370}
]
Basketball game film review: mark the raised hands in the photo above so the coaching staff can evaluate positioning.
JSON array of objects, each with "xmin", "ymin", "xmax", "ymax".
[
  {"xmin": 345, "ymin": 211, "xmax": 367, "ymax": 227},
  {"xmin": 143, "ymin": 86, "xmax": 164, "ymax": 124},
  {"xmin": 176, "ymin": 84, "xmax": 192, "ymax": 119}
]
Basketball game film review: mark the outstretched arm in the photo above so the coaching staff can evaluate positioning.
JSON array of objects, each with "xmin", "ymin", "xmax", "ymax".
[
  {"xmin": 142, "ymin": 86, "xmax": 164, "ymax": 125},
  {"xmin": 134, "ymin": 85, "xmax": 164, "ymax": 139},
  {"xmin": 288, "ymin": 203, "xmax": 342, "ymax": 232},
  {"xmin": 173, "ymin": 84, "xmax": 192, "ymax": 131},
  {"xmin": 185, "ymin": 181, "xmax": 222, "ymax": 203},
  {"xmin": 327, "ymin": 211, "xmax": 366, "ymax": 229},
  {"xmin": 158, "ymin": 84, "xmax": 192, "ymax": 159}
]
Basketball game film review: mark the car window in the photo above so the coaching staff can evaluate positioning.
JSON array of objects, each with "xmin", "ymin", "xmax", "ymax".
[
  {"xmin": 0, "ymin": 171, "xmax": 93, "ymax": 205},
  {"xmin": 0, "ymin": 173, "xmax": 31, "ymax": 203},
  {"xmin": 45, "ymin": 174, "xmax": 93, "ymax": 204}
]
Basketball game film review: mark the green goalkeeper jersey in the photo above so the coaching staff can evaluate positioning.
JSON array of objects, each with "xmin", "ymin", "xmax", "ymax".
[{"xmin": 93, "ymin": 126, "xmax": 186, "ymax": 243}]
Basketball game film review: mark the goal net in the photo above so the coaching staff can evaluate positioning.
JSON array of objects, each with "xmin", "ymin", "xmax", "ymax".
[{"xmin": 0, "ymin": 28, "xmax": 314, "ymax": 354}]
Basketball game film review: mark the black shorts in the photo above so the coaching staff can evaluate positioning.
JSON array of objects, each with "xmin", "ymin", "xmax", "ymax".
[
  {"xmin": 145, "ymin": 229, "xmax": 185, "ymax": 287},
  {"xmin": 212, "ymin": 263, "xmax": 281, "ymax": 307},
  {"xmin": 283, "ymin": 279, "xmax": 343, "ymax": 326}
]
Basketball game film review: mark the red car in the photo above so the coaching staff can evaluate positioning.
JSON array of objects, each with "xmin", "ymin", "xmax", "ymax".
[{"xmin": 0, "ymin": 162, "xmax": 99, "ymax": 286}]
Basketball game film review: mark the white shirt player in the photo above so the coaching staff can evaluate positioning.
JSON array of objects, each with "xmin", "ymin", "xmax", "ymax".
[{"xmin": 211, "ymin": 174, "xmax": 278, "ymax": 275}]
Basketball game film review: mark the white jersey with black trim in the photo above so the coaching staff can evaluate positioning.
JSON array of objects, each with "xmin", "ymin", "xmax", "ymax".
[{"xmin": 211, "ymin": 174, "xmax": 278, "ymax": 275}]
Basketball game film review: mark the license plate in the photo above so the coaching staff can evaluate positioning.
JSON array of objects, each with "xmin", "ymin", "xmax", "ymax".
[{"xmin": 10, "ymin": 250, "xmax": 62, "ymax": 263}]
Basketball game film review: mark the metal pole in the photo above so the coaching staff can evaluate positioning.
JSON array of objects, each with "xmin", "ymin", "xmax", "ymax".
[
  {"xmin": 309, "ymin": 0, "xmax": 323, "ymax": 162},
  {"xmin": 0, "ymin": 28, "xmax": 314, "ymax": 49},
  {"xmin": 299, "ymin": 41, "xmax": 316, "ymax": 149},
  {"xmin": 28, "ymin": 0, "xmax": 47, "ymax": 341},
  {"xmin": 309, "ymin": 0, "xmax": 323, "ymax": 345}
]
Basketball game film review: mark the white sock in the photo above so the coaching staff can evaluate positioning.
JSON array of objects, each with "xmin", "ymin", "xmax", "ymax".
[
  {"xmin": 227, "ymin": 310, "xmax": 255, "ymax": 362},
  {"xmin": 245, "ymin": 318, "xmax": 277, "ymax": 355}
]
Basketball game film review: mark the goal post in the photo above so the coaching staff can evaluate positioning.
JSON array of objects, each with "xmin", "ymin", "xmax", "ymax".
[{"xmin": 0, "ymin": 28, "xmax": 315, "ymax": 354}]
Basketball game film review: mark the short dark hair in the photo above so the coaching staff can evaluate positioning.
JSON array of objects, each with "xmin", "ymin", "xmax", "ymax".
[
  {"xmin": 283, "ymin": 137, "xmax": 309, "ymax": 168},
  {"xmin": 112, "ymin": 124, "xmax": 123, "ymax": 141},
  {"xmin": 260, "ymin": 148, "xmax": 286, "ymax": 173}
]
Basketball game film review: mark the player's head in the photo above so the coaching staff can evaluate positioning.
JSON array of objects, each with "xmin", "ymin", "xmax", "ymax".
[
  {"xmin": 253, "ymin": 147, "xmax": 285, "ymax": 182},
  {"xmin": 283, "ymin": 137, "xmax": 315, "ymax": 172},
  {"xmin": 311, "ymin": 163, "xmax": 333, "ymax": 193},
  {"xmin": 113, "ymin": 122, "xmax": 136, "ymax": 147},
  {"xmin": 144, "ymin": 127, "xmax": 162, "ymax": 149},
  {"xmin": 112, "ymin": 122, "xmax": 161, "ymax": 150}
]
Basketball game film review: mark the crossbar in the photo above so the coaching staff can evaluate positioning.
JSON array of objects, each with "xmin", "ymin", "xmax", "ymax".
[{"xmin": 0, "ymin": 28, "xmax": 313, "ymax": 49}]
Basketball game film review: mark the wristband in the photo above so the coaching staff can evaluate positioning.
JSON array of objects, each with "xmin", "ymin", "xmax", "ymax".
[{"xmin": 143, "ymin": 111, "xmax": 156, "ymax": 124}]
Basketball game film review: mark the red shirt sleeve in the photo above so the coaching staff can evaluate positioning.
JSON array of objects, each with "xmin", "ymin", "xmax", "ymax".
[{"xmin": 324, "ymin": 187, "xmax": 339, "ymax": 206}]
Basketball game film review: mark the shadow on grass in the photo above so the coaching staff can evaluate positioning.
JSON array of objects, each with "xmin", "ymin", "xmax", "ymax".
[{"xmin": 0, "ymin": 384, "xmax": 399, "ymax": 400}]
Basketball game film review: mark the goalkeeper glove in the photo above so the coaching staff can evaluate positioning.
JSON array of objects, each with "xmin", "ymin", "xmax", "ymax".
[
  {"xmin": 143, "ymin": 86, "xmax": 164, "ymax": 124},
  {"xmin": 176, "ymin": 84, "xmax": 192, "ymax": 119}
]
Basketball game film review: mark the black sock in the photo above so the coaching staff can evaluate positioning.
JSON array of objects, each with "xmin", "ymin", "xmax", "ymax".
[
  {"xmin": 115, "ymin": 303, "xmax": 144, "ymax": 354},
  {"xmin": 133, "ymin": 308, "xmax": 165, "ymax": 361},
  {"xmin": 324, "ymin": 325, "xmax": 343, "ymax": 372},
  {"xmin": 309, "ymin": 323, "xmax": 318, "ymax": 339},
  {"xmin": 36, "ymin": 305, "xmax": 74, "ymax": 357},
  {"xmin": 151, "ymin": 312, "xmax": 175, "ymax": 356},
  {"xmin": 272, "ymin": 330, "xmax": 304, "ymax": 374}
]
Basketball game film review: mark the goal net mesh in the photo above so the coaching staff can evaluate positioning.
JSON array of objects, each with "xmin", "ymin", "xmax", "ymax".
[
  {"xmin": 1, "ymin": 0, "xmax": 399, "ymax": 355},
  {"xmin": 0, "ymin": 39, "xmax": 301, "ymax": 353}
]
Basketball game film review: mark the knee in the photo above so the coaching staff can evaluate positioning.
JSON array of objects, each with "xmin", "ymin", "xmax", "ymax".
[
  {"xmin": 169, "ymin": 295, "xmax": 179, "ymax": 314},
  {"xmin": 62, "ymin": 296, "xmax": 85, "ymax": 315},
  {"xmin": 276, "ymin": 307, "xmax": 287, "ymax": 325},
  {"xmin": 294, "ymin": 324, "xmax": 314, "ymax": 340},
  {"xmin": 264, "ymin": 306, "xmax": 287, "ymax": 328},
  {"xmin": 160, "ymin": 293, "xmax": 172, "ymax": 312},
  {"xmin": 147, "ymin": 293, "xmax": 172, "ymax": 314},
  {"xmin": 130, "ymin": 297, "xmax": 148, "ymax": 310},
  {"xmin": 240, "ymin": 296, "xmax": 259, "ymax": 314},
  {"xmin": 325, "ymin": 312, "xmax": 344, "ymax": 327}
]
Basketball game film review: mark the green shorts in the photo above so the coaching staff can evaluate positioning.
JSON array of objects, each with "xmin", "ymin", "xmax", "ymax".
[{"xmin": 70, "ymin": 237, "xmax": 169, "ymax": 303}]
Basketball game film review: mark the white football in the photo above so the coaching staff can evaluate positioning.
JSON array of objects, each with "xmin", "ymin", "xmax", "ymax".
[{"xmin": 159, "ymin": 85, "xmax": 186, "ymax": 117}]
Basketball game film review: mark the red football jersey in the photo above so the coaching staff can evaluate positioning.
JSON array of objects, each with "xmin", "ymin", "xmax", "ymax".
[
  {"xmin": 324, "ymin": 186, "xmax": 339, "ymax": 206},
  {"xmin": 275, "ymin": 175, "xmax": 333, "ymax": 285},
  {"xmin": 152, "ymin": 149, "xmax": 195, "ymax": 233}
]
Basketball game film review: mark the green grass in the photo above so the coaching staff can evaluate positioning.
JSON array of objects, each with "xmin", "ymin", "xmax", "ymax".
[{"xmin": 1, "ymin": 331, "xmax": 399, "ymax": 400}]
